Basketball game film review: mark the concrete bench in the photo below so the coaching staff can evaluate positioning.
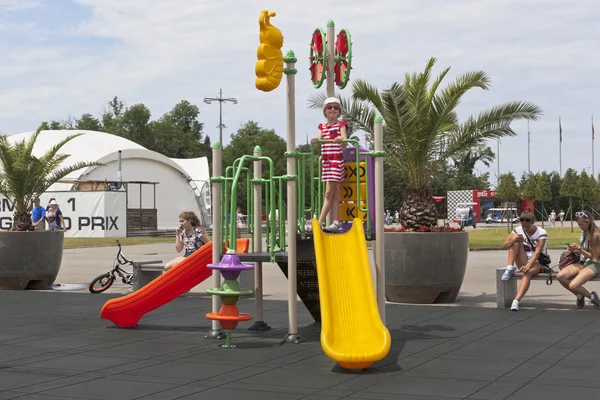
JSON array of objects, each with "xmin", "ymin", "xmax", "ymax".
[
  {"xmin": 496, "ymin": 267, "xmax": 600, "ymax": 308},
  {"xmin": 132, "ymin": 261, "xmax": 163, "ymax": 291}
]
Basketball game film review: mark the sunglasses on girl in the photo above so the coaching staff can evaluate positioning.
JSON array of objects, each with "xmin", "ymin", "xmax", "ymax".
[
  {"xmin": 520, "ymin": 217, "xmax": 532, "ymax": 222},
  {"xmin": 326, "ymin": 105, "xmax": 340, "ymax": 110},
  {"xmin": 575, "ymin": 212, "xmax": 589, "ymax": 219}
]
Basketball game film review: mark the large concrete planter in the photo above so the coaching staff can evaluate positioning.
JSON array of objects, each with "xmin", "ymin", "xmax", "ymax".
[
  {"xmin": 384, "ymin": 231, "xmax": 468, "ymax": 303},
  {"xmin": 0, "ymin": 230, "xmax": 64, "ymax": 290}
]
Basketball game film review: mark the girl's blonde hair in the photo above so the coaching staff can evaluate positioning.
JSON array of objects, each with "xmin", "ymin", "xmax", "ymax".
[
  {"xmin": 576, "ymin": 210, "xmax": 600, "ymax": 261},
  {"xmin": 179, "ymin": 211, "xmax": 200, "ymax": 228}
]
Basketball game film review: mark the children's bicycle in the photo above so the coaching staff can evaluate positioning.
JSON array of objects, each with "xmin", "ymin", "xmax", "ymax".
[{"xmin": 89, "ymin": 240, "xmax": 134, "ymax": 293}]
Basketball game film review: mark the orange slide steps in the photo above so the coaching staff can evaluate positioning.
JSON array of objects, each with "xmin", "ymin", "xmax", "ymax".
[{"xmin": 100, "ymin": 239, "xmax": 249, "ymax": 328}]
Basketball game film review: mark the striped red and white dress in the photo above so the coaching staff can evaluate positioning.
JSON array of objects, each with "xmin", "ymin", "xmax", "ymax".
[{"xmin": 319, "ymin": 119, "xmax": 347, "ymax": 182}]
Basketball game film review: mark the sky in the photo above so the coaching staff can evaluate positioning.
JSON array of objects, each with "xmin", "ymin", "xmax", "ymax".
[{"xmin": 1, "ymin": 0, "xmax": 599, "ymax": 186}]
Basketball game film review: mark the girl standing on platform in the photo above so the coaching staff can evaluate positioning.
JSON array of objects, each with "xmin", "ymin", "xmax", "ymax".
[{"xmin": 311, "ymin": 97, "xmax": 348, "ymax": 233}]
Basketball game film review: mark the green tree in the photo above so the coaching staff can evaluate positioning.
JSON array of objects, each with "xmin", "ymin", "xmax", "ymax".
[
  {"xmin": 101, "ymin": 96, "xmax": 125, "ymax": 134},
  {"xmin": 536, "ymin": 172, "xmax": 553, "ymax": 226},
  {"xmin": 223, "ymin": 121, "xmax": 287, "ymax": 212},
  {"xmin": 549, "ymin": 172, "xmax": 562, "ymax": 213},
  {"xmin": 383, "ymin": 158, "xmax": 406, "ymax": 211},
  {"xmin": 518, "ymin": 172, "xmax": 528, "ymax": 189},
  {"xmin": 496, "ymin": 172, "xmax": 521, "ymax": 231},
  {"xmin": 203, "ymin": 135, "xmax": 212, "ymax": 164},
  {"xmin": 521, "ymin": 173, "xmax": 537, "ymax": 201},
  {"xmin": 119, "ymin": 104, "xmax": 152, "ymax": 147},
  {"xmin": 560, "ymin": 168, "xmax": 579, "ymax": 229},
  {"xmin": 0, "ymin": 126, "xmax": 100, "ymax": 231},
  {"xmin": 308, "ymin": 57, "xmax": 542, "ymax": 227},
  {"xmin": 496, "ymin": 172, "xmax": 520, "ymax": 201},
  {"xmin": 51, "ymin": 98, "xmax": 212, "ymax": 161},
  {"xmin": 40, "ymin": 120, "xmax": 68, "ymax": 130},
  {"xmin": 166, "ymin": 100, "xmax": 204, "ymax": 138},
  {"xmin": 560, "ymin": 168, "xmax": 579, "ymax": 199},
  {"xmin": 577, "ymin": 170, "xmax": 600, "ymax": 208},
  {"xmin": 76, "ymin": 113, "xmax": 102, "ymax": 131},
  {"xmin": 148, "ymin": 100, "xmax": 209, "ymax": 159},
  {"xmin": 451, "ymin": 144, "xmax": 495, "ymax": 189}
]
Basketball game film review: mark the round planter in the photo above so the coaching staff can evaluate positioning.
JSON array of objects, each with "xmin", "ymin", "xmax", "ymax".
[
  {"xmin": 0, "ymin": 230, "xmax": 64, "ymax": 290},
  {"xmin": 384, "ymin": 231, "xmax": 468, "ymax": 304}
]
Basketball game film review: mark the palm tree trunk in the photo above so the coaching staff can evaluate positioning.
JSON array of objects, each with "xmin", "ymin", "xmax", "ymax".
[
  {"xmin": 400, "ymin": 190, "xmax": 437, "ymax": 229},
  {"xmin": 13, "ymin": 210, "xmax": 33, "ymax": 231}
]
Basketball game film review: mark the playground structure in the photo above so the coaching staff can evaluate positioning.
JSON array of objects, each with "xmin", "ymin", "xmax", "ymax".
[
  {"xmin": 206, "ymin": 252, "xmax": 254, "ymax": 348},
  {"xmin": 100, "ymin": 10, "xmax": 389, "ymax": 371},
  {"xmin": 99, "ymin": 239, "xmax": 250, "ymax": 328},
  {"xmin": 205, "ymin": 10, "xmax": 389, "ymax": 367}
]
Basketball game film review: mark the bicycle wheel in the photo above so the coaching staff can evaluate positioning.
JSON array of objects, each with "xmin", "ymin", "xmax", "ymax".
[{"xmin": 89, "ymin": 273, "xmax": 115, "ymax": 293}]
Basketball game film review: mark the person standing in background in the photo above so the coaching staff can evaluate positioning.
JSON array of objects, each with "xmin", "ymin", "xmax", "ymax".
[
  {"xmin": 31, "ymin": 198, "xmax": 46, "ymax": 231},
  {"xmin": 559, "ymin": 209, "xmax": 566, "ymax": 227},
  {"xmin": 46, "ymin": 199, "xmax": 66, "ymax": 232}
]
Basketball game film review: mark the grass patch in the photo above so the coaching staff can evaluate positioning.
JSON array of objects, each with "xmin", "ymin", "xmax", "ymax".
[
  {"xmin": 62, "ymin": 227, "xmax": 580, "ymax": 251},
  {"xmin": 469, "ymin": 226, "xmax": 580, "ymax": 249},
  {"xmin": 64, "ymin": 237, "xmax": 173, "ymax": 249}
]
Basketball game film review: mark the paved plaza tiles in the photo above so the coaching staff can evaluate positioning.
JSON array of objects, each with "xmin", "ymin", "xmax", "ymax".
[{"xmin": 1, "ymin": 291, "xmax": 600, "ymax": 399}]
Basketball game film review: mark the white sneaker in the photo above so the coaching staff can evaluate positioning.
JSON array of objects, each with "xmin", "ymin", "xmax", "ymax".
[
  {"xmin": 501, "ymin": 266, "xmax": 517, "ymax": 281},
  {"xmin": 511, "ymin": 300, "xmax": 520, "ymax": 311},
  {"xmin": 323, "ymin": 222, "xmax": 340, "ymax": 233}
]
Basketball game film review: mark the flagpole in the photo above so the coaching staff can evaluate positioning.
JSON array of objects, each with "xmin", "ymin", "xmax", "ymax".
[
  {"xmin": 559, "ymin": 116, "xmax": 562, "ymax": 177},
  {"xmin": 593, "ymin": 115, "xmax": 595, "ymax": 177},
  {"xmin": 527, "ymin": 120, "xmax": 531, "ymax": 174},
  {"xmin": 497, "ymin": 138, "xmax": 500, "ymax": 186}
]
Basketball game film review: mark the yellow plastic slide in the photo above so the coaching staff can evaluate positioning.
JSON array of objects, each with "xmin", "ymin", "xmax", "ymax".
[{"xmin": 311, "ymin": 218, "xmax": 391, "ymax": 370}]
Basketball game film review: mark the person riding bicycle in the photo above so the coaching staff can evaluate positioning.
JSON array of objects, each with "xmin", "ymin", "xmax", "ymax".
[{"xmin": 165, "ymin": 211, "xmax": 209, "ymax": 270}]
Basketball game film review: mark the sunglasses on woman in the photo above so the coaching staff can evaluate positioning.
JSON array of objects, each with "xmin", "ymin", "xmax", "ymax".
[
  {"xmin": 575, "ymin": 212, "xmax": 589, "ymax": 219},
  {"xmin": 326, "ymin": 105, "xmax": 340, "ymax": 110},
  {"xmin": 520, "ymin": 217, "xmax": 532, "ymax": 222}
]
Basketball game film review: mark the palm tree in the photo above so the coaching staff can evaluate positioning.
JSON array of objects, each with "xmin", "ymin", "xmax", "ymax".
[
  {"xmin": 308, "ymin": 57, "xmax": 543, "ymax": 228},
  {"xmin": 0, "ymin": 126, "xmax": 101, "ymax": 231}
]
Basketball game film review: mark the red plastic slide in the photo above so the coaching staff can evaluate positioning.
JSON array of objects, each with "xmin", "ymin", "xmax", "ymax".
[{"xmin": 100, "ymin": 239, "xmax": 249, "ymax": 328}]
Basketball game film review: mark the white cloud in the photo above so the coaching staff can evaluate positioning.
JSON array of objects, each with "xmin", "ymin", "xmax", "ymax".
[
  {"xmin": 0, "ymin": 0, "xmax": 599, "ymax": 182},
  {"xmin": 0, "ymin": 0, "xmax": 40, "ymax": 12}
]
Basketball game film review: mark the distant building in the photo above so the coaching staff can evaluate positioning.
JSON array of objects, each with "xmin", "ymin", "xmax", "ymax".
[
  {"xmin": 447, "ymin": 190, "xmax": 533, "ymax": 223},
  {"xmin": 1, "ymin": 130, "xmax": 210, "ymax": 236}
]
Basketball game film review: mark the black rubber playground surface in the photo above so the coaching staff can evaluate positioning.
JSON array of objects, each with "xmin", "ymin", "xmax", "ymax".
[{"xmin": 1, "ymin": 290, "xmax": 600, "ymax": 399}]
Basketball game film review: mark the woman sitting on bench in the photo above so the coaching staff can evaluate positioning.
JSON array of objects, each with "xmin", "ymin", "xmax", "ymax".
[
  {"xmin": 500, "ymin": 210, "xmax": 550, "ymax": 311},
  {"xmin": 165, "ymin": 211, "xmax": 209, "ymax": 270},
  {"xmin": 557, "ymin": 210, "xmax": 600, "ymax": 308}
]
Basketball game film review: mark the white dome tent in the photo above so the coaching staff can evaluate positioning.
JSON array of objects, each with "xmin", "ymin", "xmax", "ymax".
[{"xmin": 0, "ymin": 130, "xmax": 210, "ymax": 237}]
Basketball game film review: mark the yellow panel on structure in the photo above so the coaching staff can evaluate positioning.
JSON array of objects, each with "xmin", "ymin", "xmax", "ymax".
[
  {"xmin": 339, "ymin": 202, "xmax": 368, "ymax": 222},
  {"xmin": 255, "ymin": 10, "xmax": 284, "ymax": 92},
  {"xmin": 339, "ymin": 182, "xmax": 367, "ymax": 203},
  {"xmin": 343, "ymin": 162, "xmax": 366, "ymax": 183}
]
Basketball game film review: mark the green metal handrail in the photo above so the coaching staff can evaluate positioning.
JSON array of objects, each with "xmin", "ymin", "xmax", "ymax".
[
  {"xmin": 227, "ymin": 155, "xmax": 275, "ymax": 254},
  {"xmin": 216, "ymin": 136, "xmax": 382, "ymax": 257},
  {"xmin": 225, "ymin": 164, "xmax": 253, "ymax": 249}
]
